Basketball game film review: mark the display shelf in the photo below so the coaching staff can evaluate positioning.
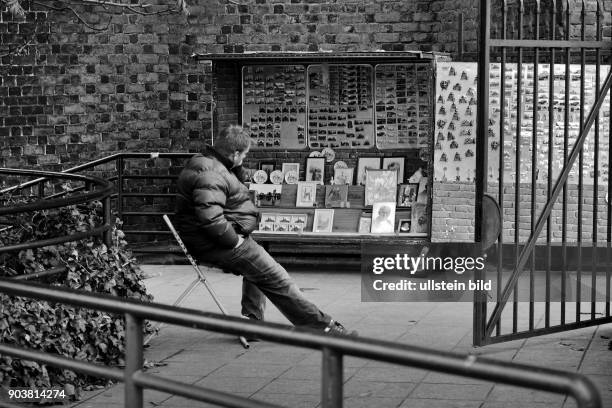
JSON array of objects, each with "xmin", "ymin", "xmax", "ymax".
[
  {"xmin": 253, "ymin": 183, "xmax": 419, "ymax": 235},
  {"xmin": 252, "ymin": 231, "xmax": 429, "ymax": 244}
]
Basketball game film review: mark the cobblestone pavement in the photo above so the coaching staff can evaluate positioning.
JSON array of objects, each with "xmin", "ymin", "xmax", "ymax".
[{"xmin": 71, "ymin": 265, "xmax": 612, "ymax": 408}]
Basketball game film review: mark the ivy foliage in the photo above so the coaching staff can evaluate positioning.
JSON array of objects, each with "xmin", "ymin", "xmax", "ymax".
[{"xmin": 0, "ymin": 197, "xmax": 154, "ymax": 397}]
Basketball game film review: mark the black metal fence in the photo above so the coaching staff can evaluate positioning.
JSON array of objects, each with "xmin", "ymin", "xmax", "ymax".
[
  {"xmin": 0, "ymin": 277, "xmax": 603, "ymax": 408},
  {"xmin": 474, "ymin": 0, "xmax": 612, "ymax": 345}
]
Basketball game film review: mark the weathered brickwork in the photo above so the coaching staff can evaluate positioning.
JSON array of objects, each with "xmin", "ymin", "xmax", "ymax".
[
  {"xmin": 432, "ymin": 181, "xmax": 611, "ymax": 243},
  {"xmin": 2, "ymin": 0, "xmax": 611, "ymax": 170}
]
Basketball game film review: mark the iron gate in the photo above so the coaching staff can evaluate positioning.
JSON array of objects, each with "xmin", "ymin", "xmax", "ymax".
[{"xmin": 474, "ymin": 0, "xmax": 612, "ymax": 345}]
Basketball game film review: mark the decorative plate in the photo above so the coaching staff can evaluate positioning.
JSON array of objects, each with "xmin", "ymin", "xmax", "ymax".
[
  {"xmin": 334, "ymin": 160, "xmax": 348, "ymax": 169},
  {"xmin": 284, "ymin": 170, "xmax": 298, "ymax": 184},
  {"xmin": 321, "ymin": 147, "xmax": 335, "ymax": 163},
  {"xmin": 253, "ymin": 170, "xmax": 268, "ymax": 184},
  {"xmin": 270, "ymin": 170, "xmax": 284, "ymax": 185},
  {"xmin": 419, "ymin": 148, "xmax": 430, "ymax": 162},
  {"xmin": 308, "ymin": 151, "xmax": 322, "ymax": 157}
]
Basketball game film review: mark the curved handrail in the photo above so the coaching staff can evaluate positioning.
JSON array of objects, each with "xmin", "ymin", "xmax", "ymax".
[
  {"xmin": 0, "ymin": 153, "xmax": 193, "ymax": 195},
  {"xmin": 0, "ymin": 168, "xmax": 114, "ymax": 216},
  {"xmin": 0, "ymin": 154, "xmax": 122, "ymax": 195},
  {"xmin": 0, "ymin": 168, "xmax": 114, "ymax": 254}
]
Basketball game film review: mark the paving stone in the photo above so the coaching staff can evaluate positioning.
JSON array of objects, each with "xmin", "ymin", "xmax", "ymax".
[
  {"xmin": 480, "ymin": 402, "xmax": 563, "ymax": 408},
  {"xmin": 234, "ymin": 348, "xmax": 316, "ymax": 365},
  {"xmin": 487, "ymin": 385, "xmax": 566, "ymax": 404},
  {"xmin": 280, "ymin": 364, "xmax": 358, "ymax": 380},
  {"xmin": 411, "ymin": 383, "xmax": 493, "ymax": 400},
  {"xmin": 399, "ymin": 398, "xmax": 483, "ymax": 408},
  {"xmin": 343, "ymin": 379, "xmax": 416, "ymax": 398},
  {"xmin": 193, "ymin": 376, "xmax": 272, "ymax": 395},
  {"xmin": 423, "ymin": 372, "xmax": 493, "ymax": 385},
  {"xmin": 161, "ymin": 393, "xmax": 251, "ymax": 408},
  {"xmin": 257, "ymin": 378, "xmax": 321, "ymax": 395},
  {"xmin": 350, "ymin": 365, "xmax": 429, "ymax": 382},
  {"xmin": 341, "ymin": 396, "xmax": 406, "ymax": 408},
  {"xmin": 210, "ymin": 362, "xmax": 292, "ymax": 378},
  {"xmin": 249, "ymin": 392, "xmax": 320, "ymax": 408},
  {"xmin": 296, "ymin": 353, "xmax": 370, "ymax": 367}
]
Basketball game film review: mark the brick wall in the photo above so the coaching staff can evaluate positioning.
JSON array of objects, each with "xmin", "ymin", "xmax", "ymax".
[
  {"xmin": 432, "ymin": 181, "xmax": 611, "ymax": 243},
  {"xmin": 3, "ymin": 1, "xmax": 611, "ymax": 171},
  {"xmin": 0, "ymin": 2, "xmax": 213, "ymax": 171}
]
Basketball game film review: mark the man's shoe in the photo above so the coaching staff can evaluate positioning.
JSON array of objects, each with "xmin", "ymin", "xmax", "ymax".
[
  {"xmin": 241, "ymin": 315, "xmax": 261, "ymax": 342},
  {"xmin": 324, "ymin": 320, "xmax": 358, "ymax": 337}
]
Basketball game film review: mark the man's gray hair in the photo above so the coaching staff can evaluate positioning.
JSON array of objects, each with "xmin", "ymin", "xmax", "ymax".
[{"xmin": 214, "ymin": 125, "xmax": 251, "ymax": 156}]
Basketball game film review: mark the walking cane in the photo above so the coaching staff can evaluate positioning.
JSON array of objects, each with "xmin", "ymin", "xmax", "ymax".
[{"xmin": 144, "ymin": 215, "xmax": 249, "ymax": 349}]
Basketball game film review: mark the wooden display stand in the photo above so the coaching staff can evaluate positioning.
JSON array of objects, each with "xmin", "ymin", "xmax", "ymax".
[{"xmin": 253, "ymin": 184, "xmax": 428, "ymax": 237}]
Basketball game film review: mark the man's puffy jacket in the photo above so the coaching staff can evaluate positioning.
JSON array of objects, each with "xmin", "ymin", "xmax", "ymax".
[{"xmin": 174, "ymin": 146, "xmax": 259, "ymax": 252}]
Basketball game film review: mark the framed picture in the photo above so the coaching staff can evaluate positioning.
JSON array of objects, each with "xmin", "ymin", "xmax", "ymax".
[
  {"xmin": 260, "ymin": 213, "xmax": 278, "ymax": 223},
  {"xmin": 358, "ymin": 214, "xmax": 371, "ymax": 233},
  {"xmin": 305, "ymin": 157, "xmax": 325, "ymax": 185},
  {"xmin": 259, "ymin": 222, "xmax": 274, "ymax": 231},
  {"xmin": 313, "ymin": 209, "xmax": 334, "ymax": 233},
  {"xmin": 364, "ymin": 169, "xmax": 398, "ymax": 206},
  {"xmin": 260, "ymin": 162, "xmax": 275, "ymax": 176},
  {"xmin": 274, "ymin": 222, "xmax": 288, "ymax": 232},
  {"xmin": 325, "ymin": 185, "xmax": 348, "ymax": 208},
  {"xmin": 371, "ymin": 202, "xmax": 396, "ymax": 233},
  {"xmin": 382, "ymin": 157, "xmax": 405, "ymax": 184},
  {"xmin": 397, "ymin": 183, "xmax": 419, "ymax": 208},
  {"xmin": 334, "ymin": 167, "xmax": 354, "ymax": 185},
  {"xmin": 282, "ymin": 162, "xmax": 300, "ymax": 177},
  {"xmin": 356, "ymin": 157, "xmax": 381, "ymax": 185},
  {"xmin": 290, "ymin": 214, "xmax": 307, "ymax": 232},
  {"xmin": 296, "ymin": 181, "xmax": 318, "ymax": 207},
  {"xmin": 410, "ymin": 203, "xmax": 429, "ymax": 234},
  {"xmin": 277, "ymin": 214, "xmax": 292, "ymax": 224},
  {"xmin": 397, "ymin": 218, "xmax": 412, "ymax": 233}
]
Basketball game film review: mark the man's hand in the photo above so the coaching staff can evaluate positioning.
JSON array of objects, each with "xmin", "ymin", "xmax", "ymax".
[{"xmin": 234, "ymin": 234, "xmax": 245, "ymax": 248}]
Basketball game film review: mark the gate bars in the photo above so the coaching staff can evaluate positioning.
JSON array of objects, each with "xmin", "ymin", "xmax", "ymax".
[{"xmin": 475, "ymin": 0, "xmax": 612, "ymax": 345}]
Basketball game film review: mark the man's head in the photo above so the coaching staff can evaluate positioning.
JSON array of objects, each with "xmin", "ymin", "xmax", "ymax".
[{"xmin": 214, "ymin": 125, "xmax": 251, "ymax": 167}]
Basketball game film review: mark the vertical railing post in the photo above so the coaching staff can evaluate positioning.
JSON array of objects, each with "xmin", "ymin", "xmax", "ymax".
[
  {"xmin": 321, "ymin": 347, "xmax": 343, "ymax": 408},
  {"xmin": 103, "ymin": 195, "xmax": 112, "ymax": 247},
  {"xmin": 117, "ymin": 155, "xmax": 124, "ymax": 220},
  {"xmin": 37, "ymin": 180, "xmax": 44, "ymax": 198},
  {"xmin": 473, "ymin": 0, "xmax": 491, "ymax": 346},
  {"xmin": 125, "ymin": 313, "xmax": 143, "ymax": 408}
]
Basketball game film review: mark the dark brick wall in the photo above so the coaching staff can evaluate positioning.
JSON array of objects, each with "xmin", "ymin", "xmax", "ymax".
[
  {"xmin": 0, "ymin": 2, "xmax": 213, "ymax": 171},
  {"xmin": 1, "ymin": 0, "xmax": 611, "ymax": 169}
]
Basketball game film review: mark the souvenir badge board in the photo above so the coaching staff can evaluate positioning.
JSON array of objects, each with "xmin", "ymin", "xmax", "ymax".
[
  {"xmin": 433, "ymin": 62, "xmax": 502, "ymax": 183},
  {"xmin": 375, "ymin": 64, "xmax": 433, "ymax": 149},
  {"xmin": 242, "ymin": 65, "xmax": 307, "ymax": 149},
  {"xmin": 433, "ymin": 61, "xmax": 611, "ymax": 185},
  {"xmin": 307, "ymin": 64, "xmax": 375, "ymax": 149}
]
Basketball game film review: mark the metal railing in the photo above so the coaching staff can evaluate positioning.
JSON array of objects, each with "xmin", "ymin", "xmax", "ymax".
[
  {"xmin": 0, "ymin": 168, "xmax": 114, "ymax": 253},
  {"xmin": 0, "ymin": 153, "xmax": 192, "ymax": 249},
  {"xmin": 0, "ymin": 277, "xmax": 602, "ymax": 408}
]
